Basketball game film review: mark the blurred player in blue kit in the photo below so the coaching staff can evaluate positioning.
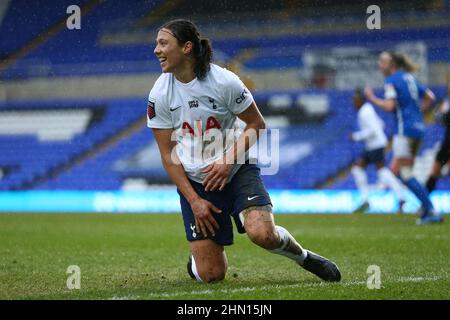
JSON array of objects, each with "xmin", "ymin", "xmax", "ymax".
[{"xmin": 364, "ymin": 52, "xmax": 444, "ymax": 225}]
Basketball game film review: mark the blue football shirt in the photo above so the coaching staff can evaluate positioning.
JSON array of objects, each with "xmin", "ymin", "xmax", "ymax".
[{"xmin": 384, "ymin": 70, "xmax": 427, "ymax": 139}]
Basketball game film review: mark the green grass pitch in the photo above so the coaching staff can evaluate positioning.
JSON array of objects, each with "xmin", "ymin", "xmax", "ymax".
[{"xmin": 0, "ymin": 213, "xmax": 448, "ymax": 300}]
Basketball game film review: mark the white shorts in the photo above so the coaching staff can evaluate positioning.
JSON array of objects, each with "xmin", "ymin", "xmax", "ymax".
[{"xmin": 392, "ymin": 135, "xmax": 420, "ymax": 159}]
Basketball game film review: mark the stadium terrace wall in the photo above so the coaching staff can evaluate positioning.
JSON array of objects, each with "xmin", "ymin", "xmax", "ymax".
[{"xmin": 0, "ymin": 190, "xmax": 449, "ymax": 214}]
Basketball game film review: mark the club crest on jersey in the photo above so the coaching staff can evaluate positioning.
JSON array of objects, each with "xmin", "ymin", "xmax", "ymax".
[
  {"xmin": 190, "ymin": 223, "xmax": 197, "ymax": 238},
  {"xmin": 188, "ymin": 100, "xmax": 199, "ymax": 109},
  {"xmin": 208, "ymin": 98, "xmax": 218, "ymax": 109},
  {"xmin": 147, "ymin": 100, "xmax": 156, "ymax": 119}
]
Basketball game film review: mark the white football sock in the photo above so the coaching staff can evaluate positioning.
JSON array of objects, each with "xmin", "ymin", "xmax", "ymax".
[
  {"xmin": 378, "ymin": 167, "xmax": 405, "ymax": 201},
  {"xmin": 269, "ymin": 226, "xmax": 308, "ymax": 266},
  {"xmin": 351, "ymin": 166, "xmax": 369, "ymax": 202},
  {"xmin": 190, "ymin": 255, "xmax": 203, "ymax": 282}
]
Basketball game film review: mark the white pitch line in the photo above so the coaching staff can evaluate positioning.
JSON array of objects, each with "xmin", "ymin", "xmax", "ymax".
[
  {"xmin": 144, "ymin": 280, "xmax": 370, "ymax": 299},
  {"xmin": 108, "ymin": 275, "xmax": 446, "ymax": 300},
  {"xmin": 397, "ymin": 276, "xmax": 441, "ymax": 283},
  {"xmin": 110, "ymin": 295, "xmax": 141, "ymax": 300}
]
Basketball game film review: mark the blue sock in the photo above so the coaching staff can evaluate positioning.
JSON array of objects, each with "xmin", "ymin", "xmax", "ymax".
[{"xmin": 402, "ymin": 177, "xmax": 434, "ymax": 211}]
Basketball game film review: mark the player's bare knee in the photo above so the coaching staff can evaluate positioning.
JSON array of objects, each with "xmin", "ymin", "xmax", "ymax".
[
  {"xmin": 204, "ymin": 271, "xmax": 226, "ymax": 283},
  {"xmin": 246, "ymin": 220, "xmax": 279, "ymax": 250},
  {"xmin": 199, "ymin": 266, "xmax": 226, "ymax": 283},
  {"xmin": 249, "ymin": 229, "xmax": 280, "ymax": 250},
  {"xmin": 189, "ymin": 240, "xmax": 227, "ymax": 283},
  {"xmin": 242, "ymin": 207, "xmax": 279, "ymax": 250}
]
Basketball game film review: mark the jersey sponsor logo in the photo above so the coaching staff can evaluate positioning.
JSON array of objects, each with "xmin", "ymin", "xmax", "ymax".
[
  {"xmin": 188, "ymin": 100, "xmax": 199, "ymax": 109},
  {"xmin": 182, "ymin": 122, "xmax": 195, "ymax": 136},
  {"xmin": 147, "ymin": 100, "xmax": 156, "ymax": 119},
  {"xmin": 181, "ymin": 116, "xmax": 221, "ymax": 136},
  {"xmin": 235, "ymin": 89, "xmax": 248, "ymax": 104},
  {"xmin": 205, "ymin": 116, "xmax": 221, "ymax": 130},
  {"xmin": 169, "ymin": 105, "xmax": 182, "ymax": 112}
]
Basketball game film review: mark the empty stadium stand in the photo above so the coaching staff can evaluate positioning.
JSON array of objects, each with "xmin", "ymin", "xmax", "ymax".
[
  {"xmin": 0, "ymin": 99, "xmax": 144, "ymax": 190},
  {"xmin": 1, "ymin": 0, "xmax": 449, "ymax": 192}
]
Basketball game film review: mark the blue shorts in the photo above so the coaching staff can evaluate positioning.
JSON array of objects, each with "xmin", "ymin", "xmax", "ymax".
[
  {"xmin": 178, "ymin": 163, "xmax": 272, "ymax": 246},
  {"xmin": 362, "ymin": 148, "xmax": 385, "ymax": 164}
]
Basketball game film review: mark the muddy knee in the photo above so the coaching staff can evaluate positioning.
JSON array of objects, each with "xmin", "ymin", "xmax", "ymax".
[
  {"xmin": 247, "ymin": 226, "xmax": 280, "ymax": 249},
  {"xmin": 189, "ymin": 240, "xmax": 228, "ymax": 283},
  {"xmin": 199, "ymin": 267, "xmax": 226, "ymax": 283},
  {"xmin": 242, "ymin": 207, "xmax": 280, "ymax": 250}
]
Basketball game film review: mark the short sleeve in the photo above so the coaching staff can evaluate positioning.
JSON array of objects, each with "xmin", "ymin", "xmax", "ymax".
[
  {"xmin": 222, "ymin": 71, "xmax": 254, "ymax": 115},
  {"xmin": 417, "ymin": 82, "xmax": 427, "ymax": 99},
  {"xmin": 147, "ymin": 92, "xmax": 172, "ymax": 129},
  {"xmin": 384, "ymin": 80, "xmax": 397, "ymax": 99}
]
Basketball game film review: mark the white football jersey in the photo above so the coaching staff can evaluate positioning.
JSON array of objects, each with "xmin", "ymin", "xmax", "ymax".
[
  {"xmin": 147, "ymin": 63, "xmax": 254, "ymax": 183},
  {"xmin": 352, "ymin": 102, "xmax": 388, "ymax": 151}
]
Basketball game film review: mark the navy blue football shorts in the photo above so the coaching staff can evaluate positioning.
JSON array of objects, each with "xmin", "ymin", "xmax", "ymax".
[
  {"xmin": 362, "ymin": 147, "xmax": 385, "ymax": 164},
  {"xmin": 178, "ymin": 163, "xmax": 272, "ymax": 246}
]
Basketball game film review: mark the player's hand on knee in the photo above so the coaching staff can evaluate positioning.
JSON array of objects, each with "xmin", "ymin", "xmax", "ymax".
[
  {"xmin": 190, "ymin": 198, "xmax": 222, "ymax": 237},
  {"xmin": 202, "ymin": 160, "xmax": 232, "ymax": 192}
]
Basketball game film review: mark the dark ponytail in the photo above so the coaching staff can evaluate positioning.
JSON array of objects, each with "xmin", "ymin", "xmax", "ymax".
[
  {"xmin": 160, "ymin": 19, "xmax": 212, "ymax": 80},
  {"xmin": 195, "ymin": 38, "xmax": 212, "ymax": 80}
]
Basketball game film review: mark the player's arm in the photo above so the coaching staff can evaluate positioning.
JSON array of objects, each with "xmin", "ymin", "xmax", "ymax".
[
  {"xmin": 203, "ymin": 102, "xmax": 265, "ymax": 191},
  {"xmin": 420, "ymin": 88, "xmax": 435, "ymax": 113},
  {"xmin": 439, "ymin": 99, "xmax": 449, "ymax": 114},
  {"xmin": 352, "ymin": 128, "xmax": 373, "ymax": 141},
  {"xmin": 152, "ymin": 128, "xmax": 197, "ymax": 203},
  {"xmin": 364, "ymin": 86, "xmax": 396, "ymax": 112},
  {"xmin": 152, "ymin": 128, "xmax": 221, "ymax": 237},
  {"xmin": 226, "ymin": 102, "xmax": 266, "ymax": 164}
]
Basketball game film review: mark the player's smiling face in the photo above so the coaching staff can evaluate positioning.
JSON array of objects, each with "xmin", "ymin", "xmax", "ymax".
[{"xmin": 154, "ymin": 29, "xmax": 185, "ymax": 73}]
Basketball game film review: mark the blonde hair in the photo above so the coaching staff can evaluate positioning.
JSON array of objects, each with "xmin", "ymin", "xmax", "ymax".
[{"xmin": 388, "ymin": 52, "xmax": 420, "ymax": 73}]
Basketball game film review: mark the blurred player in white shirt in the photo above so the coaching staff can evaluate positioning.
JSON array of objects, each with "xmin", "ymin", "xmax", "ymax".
[{"xmin": 350, "ymin": 88, "xmax": 405, "ymax": 213}]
